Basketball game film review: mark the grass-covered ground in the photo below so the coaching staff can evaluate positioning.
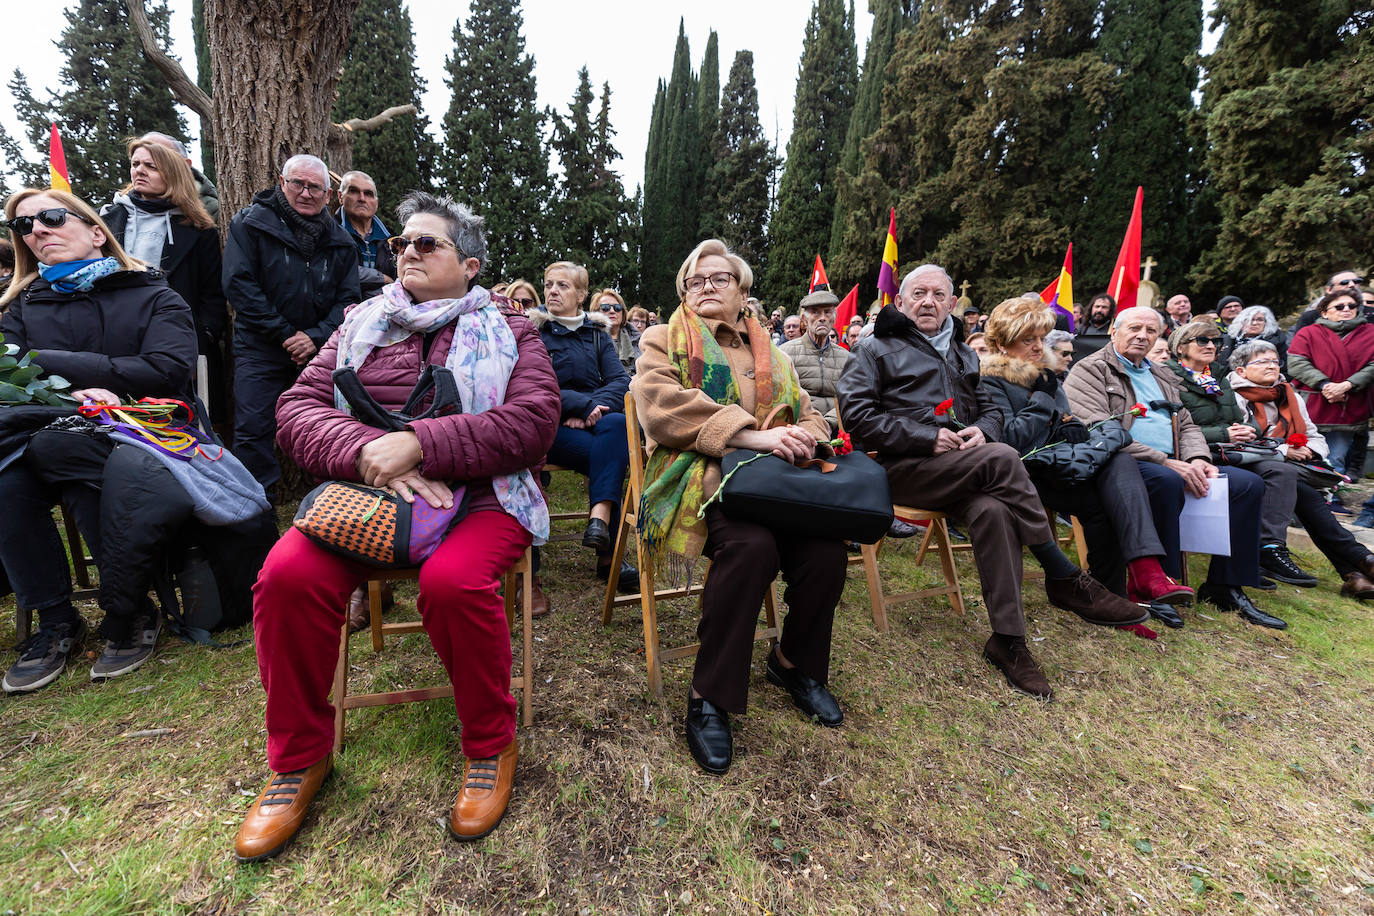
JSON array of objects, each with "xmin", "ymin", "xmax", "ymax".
[{"xmin": 2, "ymin": 478, "xmax": 1373, "ymax": 914}]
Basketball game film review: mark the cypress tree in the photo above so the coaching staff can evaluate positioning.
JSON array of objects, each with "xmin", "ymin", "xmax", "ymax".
[
  {"xmin": 335, "ymin": 0, "xmax": 436, "ymax": 221},
  {"xmin": 695, "ymin": 31, "xmax": 720, "ymax": 238},
  {"xmin": 1189, "ymin": 0, "xmax": 1371, "ymax": 308},
  {"xmin": 639, "ymin": 21, "xmax": 701, "ymax": 311},
  {"xmin": 829, "ymin": 0, "xmax": 915, "ymax": 282},
  {"xmin": 1076, "ymin": 0, "xmax": 1202, "ymax": 294},
  {"xmin": 11, "ymin": 0, "xmax": 187, "ymax": 197},
  {"xmin": 440, "ymin": 0, "xmax": 551, "ymax": 285},
  {"xmin": 703, "ymin": 51, "xmax": 779, "ymax": 291},
  {"xmin": 769, "ymin": 0, "xmax": 858, "ymax": 305}
]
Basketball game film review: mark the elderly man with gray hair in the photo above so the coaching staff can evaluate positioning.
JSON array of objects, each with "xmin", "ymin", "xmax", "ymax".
[
  {"xmin": 838, "ymin": 264, "xmax": 1148, "ymax": 701},
  {"xmin": 222, "ymin": 153, "xmax": 361, "ymax": 494},
  {"xmin": 1064, "ymin": 306, "xmax": 1282, "ymax": 628}
]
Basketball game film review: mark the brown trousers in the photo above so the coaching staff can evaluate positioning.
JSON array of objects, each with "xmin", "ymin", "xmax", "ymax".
[
  {"xmin": 885, "ymin": 442, "xmax": 1051, "ymax": 637},
  {"xmin": 694, "ymin": 506, "xmax": 848, "ymax": 714}
]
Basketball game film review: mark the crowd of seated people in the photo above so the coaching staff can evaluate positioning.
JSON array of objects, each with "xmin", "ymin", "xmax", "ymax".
[{"xmin": 4, "ymin": 156, "xmax": 1373, "ymax": 864}]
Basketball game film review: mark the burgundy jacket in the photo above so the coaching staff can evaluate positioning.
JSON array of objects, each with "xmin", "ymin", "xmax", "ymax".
[{"xmin": 276, "ymin": 305, "xmax": 561, "ymax": 486}]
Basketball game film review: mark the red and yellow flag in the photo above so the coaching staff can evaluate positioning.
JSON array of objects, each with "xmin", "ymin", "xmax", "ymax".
[
  {"xmin": 48, "ymin": 123, "xmax": 71, "ymax": 192},
  {"xmin": 1040, "ymin": 243, "xmax": 1075, "ymax": 331},
  {"xmin": 877, "ymin": 208, "xmax": 898, "ymax": 306}
]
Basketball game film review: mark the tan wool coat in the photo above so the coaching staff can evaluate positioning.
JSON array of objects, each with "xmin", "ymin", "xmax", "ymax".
[{"xmin": 630, "ymin": 305, "xmax": 830, "ymax": 501}]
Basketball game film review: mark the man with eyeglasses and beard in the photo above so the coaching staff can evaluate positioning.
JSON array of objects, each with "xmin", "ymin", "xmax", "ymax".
[{"xmin": 223, "ymin": 154, "xmax": 361, "ymax": 497}]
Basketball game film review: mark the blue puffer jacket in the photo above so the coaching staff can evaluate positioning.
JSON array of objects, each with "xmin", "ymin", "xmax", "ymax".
[{"xmin": 529, "ymin": 308, "xmax": 629, "ymax": 421}]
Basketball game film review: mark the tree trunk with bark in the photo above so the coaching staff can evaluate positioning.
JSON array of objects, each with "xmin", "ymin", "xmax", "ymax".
[{"xmin": 201, "ymin": 0, "xmax": 361, "ymax": 217}]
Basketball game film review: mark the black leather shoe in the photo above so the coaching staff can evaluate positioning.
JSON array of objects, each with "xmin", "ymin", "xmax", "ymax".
[
  {"xmin": 1197, "ymin": 583, "xmax": 1288, "ymax": 629},
  {"xmin": 582, "ymin": 518, "xmax": 611, "ymax": 552},
  {"xmin": 1254, "ymin": 577, "xmax": 1277, "ymax": 591},
  {"xmin": 685, "ymin": 692, "xmax": 732, "ymax": 775},
  {"xmin": 596, "ymin": 559, "xmax": 639, "ymax": 593},
  {"xmin": 765, "ymin": 650, "xmax": 843, "ymax": 727},
  {"xmin": 1147, "ymin": 601, "xmax": 1185, "ymax": 629},
  {"xmin": 1260, "ymin": 544, "xmax": 1318, "ymax": 587}
]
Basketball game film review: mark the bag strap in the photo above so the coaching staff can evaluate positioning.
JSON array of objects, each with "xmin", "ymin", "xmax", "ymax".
[
  {"xmin": 333, "ymin": 367, "xmax": 408, "ymax": 432},
  {"xmin": 761, "ymin": 403, "xmax": 794, "ymax": 430}
]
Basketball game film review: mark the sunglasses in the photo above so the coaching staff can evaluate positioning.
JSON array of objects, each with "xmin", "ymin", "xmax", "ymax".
[
  {"xmin": 510, "ymin": 296, "xmax": 537, "ymax": 309},
  {"xmin": 6, "ymin": 207, "xmax": 93, "ymax": 236},
  {"xmin": 1190, "ymin": 336, "xmax": 1222, "ymax": 347},
  {"xmin": 1325, "ymin": 302, "xmax": 1359, "ymax": 313},
  {"xmin": 599, "ymin": 303, "xmax": 625, "ymax": 312},
  {"xmin": 387, "ymin": 235, "xmax": 462, "ymax": 257},
  {"xmin": 1336, "ymin": 277, "xmax": 1366, "ymax": 287}
]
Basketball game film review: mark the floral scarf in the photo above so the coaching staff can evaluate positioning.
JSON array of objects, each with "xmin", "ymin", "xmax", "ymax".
[
  {"xmin": 334, "ymin": 280, "xmax": 550, "ymax": 544},
  {"xmin": 638, "ymin": 304, "xmax": 801, "ymax": 566},
  {"xmin": 1183, "ymin": 364, "xmax": 1222, "ymax": 396}
]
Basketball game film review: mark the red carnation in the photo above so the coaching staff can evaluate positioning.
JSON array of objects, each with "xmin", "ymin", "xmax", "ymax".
[
  {"xmin": 1286, "ymin": 433, "xmax": 1308, "ymax": 448},
  {"xmin": 1130, "ymin": 402, "xmax": 1148, "ymax": 417},
  {"xmin": 935, "ymin": 398, "xmax": 954, "ymax": 417},
  {"xmin": 832, "ymin": 431, "xmax": 853, "ymax": 456}
]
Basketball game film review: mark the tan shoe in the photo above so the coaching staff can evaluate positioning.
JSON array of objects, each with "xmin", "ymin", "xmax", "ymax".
[
  {"xmin": 234, "ymin": 754, "xmax": 332, "ymax": 863},
  {"xmin": 449, "ymin": 739, "xmax": 517, "ymax": 841},
  {"xmin": 515, "ymin": 575, "xmax": 552, "ymax": 619}
]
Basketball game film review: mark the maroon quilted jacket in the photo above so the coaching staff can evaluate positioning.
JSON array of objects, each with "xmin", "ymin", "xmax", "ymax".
[{"xmin": 276, "ymin": 305, "xmax": 560, "ymax": 485}]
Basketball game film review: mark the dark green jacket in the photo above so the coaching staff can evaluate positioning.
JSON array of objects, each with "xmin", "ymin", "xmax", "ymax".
[{"xmin": 1165, "ymin": 359, "xmax": 1255, "ymax": 444}]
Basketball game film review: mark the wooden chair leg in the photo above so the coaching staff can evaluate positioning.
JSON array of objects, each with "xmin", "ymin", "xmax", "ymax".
[
  {"xmin": 862, "ymin": 539, "xmax": 889, "ymax": 633},
  {"xmin": 913, "ymin": 519, "xmax": 935, "ymax": 565},
  {"xmin": 332, "ymin": 619, "xmax": 350, "ymax": 754},
  {"xmin": 519, "ymin": 557, "xmax": 533, "ymax": 726},
  {"xmin": 601, "ymin": 498, "xmax": 632, "ymax": 626},
  {"xmin": 1070, "ymin": 515, "xmax": 1088, "ymax": 569},
  {"xmin": 368, "ymin": 579, "xmax": 385, "ymax": 652},
  {"xmin": 637, "ymin": 534, "xmax": 664, "ymax": 698},
  {"xmin": 932, "ymin": 519, "xmax": 966, "ymax": 615}
]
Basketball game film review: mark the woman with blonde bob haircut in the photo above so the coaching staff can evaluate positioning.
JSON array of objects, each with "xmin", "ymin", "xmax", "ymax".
[
  {"xmin": 532, "ymin": 259, "xmax": 636, "ymax": 591},
  {"xmin": 99, "ymin": 137, "xmax": 227, "ymax": 414},
  {"xmin": 630, "ymin": 238, "xmax": 847, "ymax": 775},
  {"xmin": 979, "ymin": 296, "xmax": 1191, "ymax": 626},
  {"xmin": 504, "ymin": 279, "xmax": 540, "ymax": 313},
  {"xmin": 1, "ymin": 189, "xmax": 143, "ymax": 306}
]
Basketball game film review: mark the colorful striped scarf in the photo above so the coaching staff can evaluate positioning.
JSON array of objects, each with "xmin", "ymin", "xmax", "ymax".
[{"xmin": 638, "ymin": 304, "xmax": 801, "ymax": 566}]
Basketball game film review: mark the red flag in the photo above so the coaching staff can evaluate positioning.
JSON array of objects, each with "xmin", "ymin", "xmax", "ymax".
[
  {"xmin": 810, "ymin": 255, "xmax": 830, "ymax": 294},
  {"xmin": 1108, "ymin": 187, "xmax": 1143, "ymax": 308},
  {"xmin": 834, "ymin": 283, "xmax": 859, "ymax": 349},
  {"xmin": 48, "ymin": 123, "xmax": 71, "ymax": 192}
]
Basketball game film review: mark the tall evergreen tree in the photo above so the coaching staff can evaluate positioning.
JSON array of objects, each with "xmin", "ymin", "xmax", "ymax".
[
  {"xmin": 335, "ymin": 0, "xmax": 436, "ymax": 221},
  {"xmin": 769, "ymin": 0, "xmax": 858, "ymax": 305},
  {"xmin": 1189, "ymin": 0, "xmax": 1371, "ymax": 309},
  {"xmin": 440, "ymin": 0, "xmax": 551, "ymax": 284},
  {"xmin": 1076, "ymin": 0, "xmax": 1202, "ymax": 295},
  {"xmin": 1, "ymin": 74, "xmax": 51, "ymax": 189},
  {"xmin": 10, "ymin": 0, "xmax": 186, "ymax": 198},
  {"xmin": 549, "ymin": 70, "xmax": 637, "ymax": 294},
  {"xmin": 702, "ymin": 51, "xmax": 780, "ymax": 290},
  {"xmin": 695, "ymin": 31, "xmax": 720, "ymax": 238},
  {"xmin": 639, "ymin": 21, "xmax": 702, "ymax": 310},
  {"xmin": 829, "ymin": 0, "xmax": 915, "ymax": 282}
]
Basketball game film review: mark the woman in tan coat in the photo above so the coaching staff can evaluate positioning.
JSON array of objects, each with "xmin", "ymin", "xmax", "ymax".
[{"xmin": 630, "ymin": 239, "xmax": 846, "ymax": 776}]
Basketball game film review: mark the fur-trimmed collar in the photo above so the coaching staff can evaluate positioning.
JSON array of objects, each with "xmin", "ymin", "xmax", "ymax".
[
  {"xmin": 978, "ymin": 353, "xmax": 1043, "ymax": 387},
  {"xmin": 527, "ymin": 308, "xmax": 611, "ymax": 332}
]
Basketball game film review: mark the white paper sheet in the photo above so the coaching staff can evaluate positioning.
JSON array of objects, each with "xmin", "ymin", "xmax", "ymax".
[{"xmin": 1179, "ymin": 474, "xmax": 1230, "ymax": 556}]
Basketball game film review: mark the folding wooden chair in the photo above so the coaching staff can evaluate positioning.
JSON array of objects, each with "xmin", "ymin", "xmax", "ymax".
[
  {"xmin": 331, "ymin": 547, "xmax": 535, "ymax": 753},
  {"xmin": 601, "ymin": 394, "xmax": 780, "ymax": 697},
  {"xmin": 858, "ymin": 508, "xmax": 966, "ymax": 633}
]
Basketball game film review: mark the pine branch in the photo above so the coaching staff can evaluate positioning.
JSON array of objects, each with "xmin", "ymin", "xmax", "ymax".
[
  {"xmin": 124, "ymin": 0, "xmax": 214, "ymax": 134},
  {"xmin": 334, "ymin": 104, "xmax": 418, "ymax": 135}
]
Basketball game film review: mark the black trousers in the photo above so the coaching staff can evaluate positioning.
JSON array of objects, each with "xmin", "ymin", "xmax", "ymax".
[
  {"xmin": 1036, "ymin": 451, "xmax": 1165, "ymax": 596},
  {"xmin": 693, "ymin": 506, "xmax": 847, "ymax": 714},
  {"xmin": 231, "ymin": 342, "xmax": 300, "ymax": 491}
]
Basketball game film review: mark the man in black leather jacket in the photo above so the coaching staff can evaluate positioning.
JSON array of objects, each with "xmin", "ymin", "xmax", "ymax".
[{"xmin": 837, "ymin": 264, "xmax": 1147, "ymax": 700}]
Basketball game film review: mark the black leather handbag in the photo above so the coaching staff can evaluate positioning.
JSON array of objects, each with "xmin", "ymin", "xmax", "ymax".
[
  {"xmin": 1021, "ymin": 419, "xmax": 1132, "ymax": 485},
  {"xmin": 717, "ymin": 448, "xmax": 894, "ymax": 543}
]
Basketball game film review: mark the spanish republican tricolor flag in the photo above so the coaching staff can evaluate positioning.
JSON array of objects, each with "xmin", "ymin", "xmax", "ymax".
[
  {"xmin": 877, "ymin": 207, "xmax": 898, "ymax": 306},
  {"xmin": 48, "ymin": 123, "xmax": 71, "ymax": 192},
  {"xmin": 1040, "ymin": 244, "xmax": 1075, "ymax": 331}
]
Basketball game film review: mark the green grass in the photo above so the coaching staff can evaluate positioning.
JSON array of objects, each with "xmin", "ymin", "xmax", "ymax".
[{"xmin": 2, "ymin": 479, "xmax": 1373, "ymax": 914}]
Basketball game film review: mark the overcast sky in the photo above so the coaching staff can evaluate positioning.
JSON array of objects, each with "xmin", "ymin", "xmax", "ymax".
[{"xmin": 0, "ymin": 1, "xmax": 873, "ymax": 194}]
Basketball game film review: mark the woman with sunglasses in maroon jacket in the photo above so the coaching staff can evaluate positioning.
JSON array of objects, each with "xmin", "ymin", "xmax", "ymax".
[{"xmin": 0, "ymin": 188, "xmax": 196, "ymax": 693}]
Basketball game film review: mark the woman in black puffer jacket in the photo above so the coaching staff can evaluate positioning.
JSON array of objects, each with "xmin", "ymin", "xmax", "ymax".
[
  {"xmin": 978, "ymin": 297, "xmax": 1188, "ymax": 617},
  {"xmin": 0, "ymin": 187, "xmax": 196, "ymax": 693}
]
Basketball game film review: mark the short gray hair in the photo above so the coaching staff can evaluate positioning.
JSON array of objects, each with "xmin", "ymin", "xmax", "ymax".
[
  {"xmin": 396, "ymin": 191, "xmax": 488, "ymax": 270},
  {"xmin": 1229, "ymin": 339, "xmax": 1279, "ymax": 371},
  {"xmin": 281, "ymin": 154, "xmax": 330, "ymax": 187},
  {"xmin": 140, "ymin": 131, "xmax": 189, "ymax": 160},
  {"xmin": 899, "ymin": 264, "xmax": 954, "ymax": 296},
  {"xmin": 1045, "ymin": 329, "xmax": 1074, "ymax": 350},
  {"xmin": 339, "ymin": 170, "xmax": 374, "ymax": 192},
  {"xmin": 1112, "ymin": 305, "xmax": 1163, "ymax": 331}
]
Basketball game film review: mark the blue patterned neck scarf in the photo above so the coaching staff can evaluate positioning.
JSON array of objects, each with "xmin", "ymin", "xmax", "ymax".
[{"xmin": 37, "ymin": 257, "xmax": 120, "ymax": 293}]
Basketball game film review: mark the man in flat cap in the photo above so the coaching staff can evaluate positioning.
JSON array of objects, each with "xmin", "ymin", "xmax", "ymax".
[{"xmin": 780, "ymin": 288, "xmax": 849, "ymax": 434}]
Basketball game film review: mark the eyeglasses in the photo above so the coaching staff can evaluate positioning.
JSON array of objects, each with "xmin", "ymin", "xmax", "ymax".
[
  {"xmin": 684, "ymin": 271, "xmax": 738, "ymax": 293},
  {"xmin": 283, "ymin": 177, "xmax": 327, "ymax": 196},
  {"xmin": 1189, "ymin": 336, "xmax": 1221, "ymax": 347},
  {"xmin": 599, "ymin": 303, "xmax": 624, "ymax": 312},
  {"xmin": 6, "ymin": 208, "xmax": 93, "ymax": 236},
  {"xmin": 1245, "ymin": 359, "xmax": 1281, "ymax": 368},
  {"xmin": 387, "ymin": 235, "xmax": 462, "ymax": 257},
  {"xmin": 511, "ymin": 296, "xmax": 537, "ymax": 310}
]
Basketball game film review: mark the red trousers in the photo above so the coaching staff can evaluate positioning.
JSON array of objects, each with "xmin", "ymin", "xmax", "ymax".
[{"xmin": 253, "ymin": 509, "xmax": 532, "ymax": 772}]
